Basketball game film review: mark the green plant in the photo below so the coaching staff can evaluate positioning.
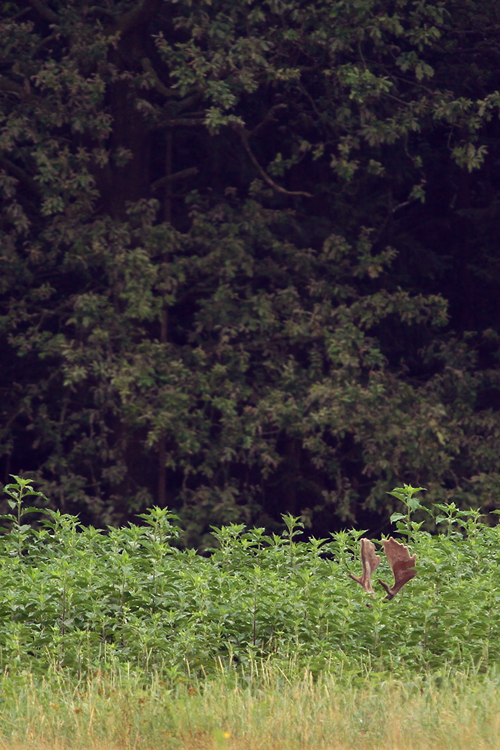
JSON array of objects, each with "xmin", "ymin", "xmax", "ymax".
[
  {"xmin": 388, "ymin": 484, "xmax": 428, "ymax": 540},
  {"xmin": 0, "ymin": 474, "xmax": 46, "ymax": 557},
  {"xmin": 0, "ymin": 476, "xmax": 499, "ymax": 679}
]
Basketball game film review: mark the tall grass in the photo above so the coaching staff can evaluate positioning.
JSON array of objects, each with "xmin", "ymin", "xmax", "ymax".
[{"xmin": 1, "ymin": 663, "xmax": 500, "ymax": 749}]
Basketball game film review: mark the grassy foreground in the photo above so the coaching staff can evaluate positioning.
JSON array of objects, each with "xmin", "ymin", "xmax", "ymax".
[
  {"xmin": 1, "ymin": 664, "xmax": 500, "ymax": 750},
  {"xmin": 1, "ymin": 479, "xmax": 500, "ymax": 748}
]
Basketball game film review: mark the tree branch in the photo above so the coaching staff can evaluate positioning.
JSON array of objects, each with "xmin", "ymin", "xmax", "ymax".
[
  {"xmin": 151, "ymin": 167, "xmax": 198, "ymax": 192},
  {"xmin": 153, "ymin": 117, "xmax": 205, "ymax": 131},
  {"xmin": 0, "ymin": 157, "xmax": 43, "ymax": 198},
  {"xmin": 232, "ymin": 122, "xmax": 313, "ymax": 198},
  {"xmin": 249, "ymin": 104, "xmax": 288, "ymax": 137},
  {"xmin": 87, "ymin": 6, "xmax": 116, "ymax": 20},
  {"xmin": 173, "ymin": 95, "xmax": 203, "ymax": 115},
  {"xmin": 26, "ymin": 0, "xmax": 59, "ymax": 24},
  {"xmin": 141, "ymin": 58, "xmax": 183, "ymax": 98},
  {"xmin": 0, "ymin": 76, "xmax": 25, "ymax": 97},
  {"xmin": 113, "ymin": 0, "xmax": 163, "ymax": 36},
  {"xmin": 29, "ymin": 31, "xmax": 59, "ymax": 59}
]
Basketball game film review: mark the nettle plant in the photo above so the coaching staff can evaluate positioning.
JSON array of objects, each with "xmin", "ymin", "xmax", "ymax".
[{"xmin": 0, "ymin": 477, "xmax": 499, "ymax": 678}]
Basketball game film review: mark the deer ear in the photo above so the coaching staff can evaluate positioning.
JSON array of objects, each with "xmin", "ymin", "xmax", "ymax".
[
  {"xmin": 349, "ymin": 538, "xmax": 381, "ymax": 595},
  {"xmin": 378, "ymin": 536, "xmax": 417, "ymax": 600}
]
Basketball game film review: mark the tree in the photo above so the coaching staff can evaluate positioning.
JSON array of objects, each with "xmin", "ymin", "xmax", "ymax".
[{"xmin": 1, "ymin": 0, "xmax": 500, "ymax": 542}]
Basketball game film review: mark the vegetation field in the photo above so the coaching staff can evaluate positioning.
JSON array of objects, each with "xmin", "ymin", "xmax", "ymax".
[
  {"xmin": 0, "ymin": 478, "xmax": 500, "ymax": 747},
  {"xmin": 4, "ymin": 2, "xmax": 500, "ymax": 744},
  {"xmin": 2, "ymin": 666, "xmax": 500, "ymax": 750}
]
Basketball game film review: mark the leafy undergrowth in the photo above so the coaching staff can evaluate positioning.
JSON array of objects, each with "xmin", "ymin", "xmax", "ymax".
[{"xmin": 0, "ymin": 477, "xmax": 498, "ymax": 679}]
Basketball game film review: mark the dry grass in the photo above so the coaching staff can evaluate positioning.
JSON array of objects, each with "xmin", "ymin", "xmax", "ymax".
[{"xmin": 1, "ymin": 665, "xmax": 500, "ymax": 750}]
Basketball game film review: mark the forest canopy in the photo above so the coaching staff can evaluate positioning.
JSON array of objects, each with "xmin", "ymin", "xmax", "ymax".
[{"xmin": 1, "ymin": 0, "xmax": 500, "ymax": 544}]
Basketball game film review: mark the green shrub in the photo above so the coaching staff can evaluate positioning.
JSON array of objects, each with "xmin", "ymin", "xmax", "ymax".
[{"xmin": 0, "ymin": 477, "xmax": 499, "ymax": 678}]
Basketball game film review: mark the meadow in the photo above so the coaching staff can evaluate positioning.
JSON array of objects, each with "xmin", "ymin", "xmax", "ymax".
[
  {"xmin": 1, "ymin": 477, "xmax": 500, "ymax": 748},
  {"xmin": 3, "ymin": 664, "xmax": 500, "ymax": 750}
]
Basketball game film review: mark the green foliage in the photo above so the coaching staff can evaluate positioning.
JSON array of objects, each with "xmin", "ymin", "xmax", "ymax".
[
  {"xmin": 1, "ymin": 476, "xmax": 500, "ymax": 680},
  {"xmin": 1, "ymin": 0, "xmax": 500, "ymax": 536},
  {"xmin": 388, "ymin": 483, "xmax": 428, "ymax": 538}
]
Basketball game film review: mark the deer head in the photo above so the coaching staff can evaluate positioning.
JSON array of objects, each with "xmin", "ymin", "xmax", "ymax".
[{"xmin": 349, "ymin": 536, "xmax": 417, "ymax": 600}]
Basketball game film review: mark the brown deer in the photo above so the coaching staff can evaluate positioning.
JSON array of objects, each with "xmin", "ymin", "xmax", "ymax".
[{"xmin": 349, "ymin": 537, "xmax": 417, "ymax": 600}]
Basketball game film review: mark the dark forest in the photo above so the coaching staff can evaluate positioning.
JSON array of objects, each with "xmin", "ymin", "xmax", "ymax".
[{"xmin": 2, "ymin": 0, "xmax": 500, "ymax": 545}]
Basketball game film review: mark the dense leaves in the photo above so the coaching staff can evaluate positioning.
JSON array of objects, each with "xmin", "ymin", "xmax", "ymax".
[
  {"xmin": 1, "ymin": 0, "xmax": 500, "ymax": 537},
  {"xmin": 1, "ymin": 479, "xmax": 500, "ymax": 677}
]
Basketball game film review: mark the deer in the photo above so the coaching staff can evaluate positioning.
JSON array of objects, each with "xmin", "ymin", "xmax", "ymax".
[{"xmin": 349, "ymin": 537, "xmax": 417, "ymax": 600}]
